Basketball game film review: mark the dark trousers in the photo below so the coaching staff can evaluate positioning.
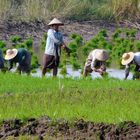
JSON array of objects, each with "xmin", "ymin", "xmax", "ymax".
[
  {"xmin": 42, "ymin": 54, "xmax": 60, "ymax": 76},
  {"xmin": 18, "ymin": 52, "xmax": 31, "ymax": 74},
  {"xmin": 133, "ymin": 65, "xmax": 140, "ymax": 79}
]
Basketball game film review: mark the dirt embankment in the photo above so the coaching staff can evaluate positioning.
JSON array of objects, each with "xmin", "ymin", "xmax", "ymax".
[
  {"xmin": 0, "ymin": 20, "xmax": 140, "ymax": 48},
  {"xmin": 0, "ymin": 117, "xmax": 140, "ymax": 139}
]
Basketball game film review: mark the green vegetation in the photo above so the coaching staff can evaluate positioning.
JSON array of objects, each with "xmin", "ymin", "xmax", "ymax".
[
  {"xmin": 65, "ymin": 28, "xmax": 139, "ymax": 69},
  {"xmin": 0, "ymin": 27, "xmax": 139, "ymax": 73},
  {"xmin": 0, "ymin": 73, "xmax": 140, "ymax": 124},
  {"xmin": 0, "ymin": 0, "xmax": 139, "ymax": 22},
  {"xmin": 1, "ymin": 35, "xmax": 40, "ymax": 70}
]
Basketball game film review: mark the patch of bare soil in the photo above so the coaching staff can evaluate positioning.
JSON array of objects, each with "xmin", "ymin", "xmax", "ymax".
[
  {"xmin": 0, "ymin": 20, "xmax": 140, "ymax": 48},
  {"xmin": 0, "ymin": 117, "xmax": 140, "ymax": 139}
]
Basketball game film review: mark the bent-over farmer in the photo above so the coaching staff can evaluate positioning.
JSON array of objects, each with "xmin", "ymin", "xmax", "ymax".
[
  {"xmin": 121, "ymin": 52, "xmax": 140, "ymax": 80},
  {"xmin": 5, "ymin": 48, "xmax": 31, "ymax": 74},
  {"xmin": 83, "ymin": 49, "xmax": 109, "ymax": 77}
]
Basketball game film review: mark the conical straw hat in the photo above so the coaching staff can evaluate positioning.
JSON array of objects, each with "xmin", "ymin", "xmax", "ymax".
[
  {"xmin": 5, "ymin": 49, "xmax": 18, "ymax": 60},
  {"xmin": 95, "ymin": 49, "xmax": 109, "ymax": 61},
  {"xmin": 48, "ymin": 18, "xmax": 64, "ymax": 26},
  {"xmin": 121, "ymin": 52, "xmax": 134, "ymax": 65}
]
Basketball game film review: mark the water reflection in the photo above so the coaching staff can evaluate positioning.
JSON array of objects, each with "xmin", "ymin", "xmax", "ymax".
[{"xmin": 31, "ymin": 65, "xmax": 133, "ymax": 80}]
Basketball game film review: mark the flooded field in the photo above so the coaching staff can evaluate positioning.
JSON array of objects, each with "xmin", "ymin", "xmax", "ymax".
[{"xmin": 31, "ymin": 65, "xmax": 133, "ymax": 80}]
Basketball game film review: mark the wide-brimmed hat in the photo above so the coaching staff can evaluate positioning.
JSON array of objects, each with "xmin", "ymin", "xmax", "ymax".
[
  {"xmin": 5, "ymin": 49, "xmax": 18, "ymax": 60},
  {"xmin": 121, "ymin": 52, "xmax": 134, "ymax": 65},
  {"xmin": 48, "ymin": 18, "xmax": 64, "ymax": 26},
  {"xmin": 95, "ymin": 49, "xmax": 109, "ymax": 61}
]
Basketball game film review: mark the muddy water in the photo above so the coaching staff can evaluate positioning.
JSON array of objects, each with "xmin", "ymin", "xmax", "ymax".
[{"xmin": 31, "ymin": 65, "xmax": 133, "ymax": 80}]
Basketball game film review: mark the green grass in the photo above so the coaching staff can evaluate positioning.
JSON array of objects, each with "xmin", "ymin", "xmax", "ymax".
[
  {"xmin": 0, "ymin": 73, "xmax": 140, "ymax": 124},
  {"xmin": 0, "ymin": 0, "xmax": 139, "ymax": 22}
]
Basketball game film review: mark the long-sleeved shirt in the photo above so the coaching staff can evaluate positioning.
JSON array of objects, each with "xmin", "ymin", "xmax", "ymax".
[
  {"xmin": 125, "ymin": 52, "xmax": 140, "ymax": 79},
  {"xmin": 9, "ymin": 48, "xmax": 29, "ymax": 69},
  {"xmin": 86, "ymin": 49, "xmax": 106, "ymax": 70},
  {"xmin": 45, "ymin": 29, "xmax": 63, "ymax": 56}
]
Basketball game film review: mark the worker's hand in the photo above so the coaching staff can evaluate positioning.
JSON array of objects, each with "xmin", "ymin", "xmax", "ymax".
[
  {"xmin": 97, "ymin": 68, "xmax": 105, "ymax": 76},
  {"xmin": 61, "ymin": 44, "xmax": 66, "ymax": 48}
]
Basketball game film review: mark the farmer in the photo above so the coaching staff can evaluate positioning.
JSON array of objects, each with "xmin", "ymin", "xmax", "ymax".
[
  {"xmin": 121, "ymin": 52, "xmax": 140, "ymax": 80},
  {"xmin": 83, "ymin": 49, "xmax": 109, "ymax": 77},
  {"xmin": 42, "ymin": 18, "xmax": 69, "ymax": 76},
  {"xmin": 0, "ymin": 49, "xmax": 4, "ymax": 70},
  {"xmin": 5, "ymin": 48, "xmax": 31, "ymax": 74}
]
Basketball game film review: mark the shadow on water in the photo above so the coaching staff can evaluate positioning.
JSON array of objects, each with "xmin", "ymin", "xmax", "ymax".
[{"xmin": 31, "ymin": 65, "xmax": 133, "ymax": 80}]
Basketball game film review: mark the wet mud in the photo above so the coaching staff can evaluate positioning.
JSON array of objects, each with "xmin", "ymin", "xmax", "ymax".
[{"xmin": 0, "ymin": 117, "xmax": 140, "ymax": 139}]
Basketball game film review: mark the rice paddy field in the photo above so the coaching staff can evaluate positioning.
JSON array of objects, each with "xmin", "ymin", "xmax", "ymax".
[
  {"xmin": 0, "ymin": 73, "xmax": 140, "ymax": 139},
  {"xmin": 0, "ymin": 1, "xmax": 140, "ymax": 138},
  {"xmin": 0, "ymin": 72, "xmax": 139, "ymax": 123}
]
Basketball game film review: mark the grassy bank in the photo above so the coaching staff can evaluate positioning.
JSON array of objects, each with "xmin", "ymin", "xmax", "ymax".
[
  {"xmin": 0, "ymin": 0, "xmax": 139, "ymax": 22},
  {"xmin": 0, "ymin": 73, "xmax": 140, "ymax": 124}
]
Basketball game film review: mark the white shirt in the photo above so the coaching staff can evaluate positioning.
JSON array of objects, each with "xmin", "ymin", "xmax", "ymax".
[
  {"xmin": 86, "ymin": 49, "xmax": 105, "ymax": 69},
  {"xmin": 45, "ymin": 29, "xmax": 63, "ymax": 56},
  {"xmin": 134, "ymin": 52, "xmax": 140, "ymax": 66}
]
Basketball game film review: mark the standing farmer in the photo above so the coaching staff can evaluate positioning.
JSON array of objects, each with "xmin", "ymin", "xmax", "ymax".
[
  {"xmin": 42, "ymin": 18, "xmax": 68, "ymax": 77},
  {"xmin": 83, "ymin": 49, "xmax": 109, "ymax": 77},
  {"xmin": 5, "ymin": 48, "xmax": 31, "ymax": 74},
  {"xmin": 121, "ymin": 52, "xmax": 140, "ymax": 79}
]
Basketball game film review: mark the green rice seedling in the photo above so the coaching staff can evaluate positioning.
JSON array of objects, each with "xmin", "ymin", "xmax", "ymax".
[
  {"xmin": 98, "ymin": 40, "xmax": 108, "ymax": 48},
  {"xmin": 31, "ymin": 54, "xmax": 39, "ymax": 69},
  {"xmin": 70, "ymin": 52, "xmax": 78, "ymax": 58},
  {"xmin": 69, "ymin": 33, "xmax": 84, "ymax": 47},
  {"xmin": 71, "ymin": 59, "xmax": 81, "ymax": 70},
  {"xmin": 60, "ymin": 66, "xmax": 67, "ymax": 75},
  {"xmin": 90, "ymin": 40, "xmax": 98, "ymax": 48},
  {"xmin": 68, "ymin": 42, "xmax": 77, "ymax": 53},
  {"xmin": 31, "ymin": 69, "xmax": 36, "ymax": 73},
  {"xmin": 75, "ymin": 35, "xmax": 83, "ymax": 46},
  {"xmin": 18, "ymin": 43, "xmax": 26, "ymax": 49},
  {"xmin": 70, "ymin": 33, "xmax": 78, "ymax": 39},
  {"xmin": 82, "ymin": 46, "xmax": 91, "ymax": 56},
  {"xmin": 124, "ymin": 28, "xmax": 137, "ymax": 38},
  {"xmin": 106, "ymin": 43, "xmax": 113, "ymax": 50},
  {"xmin": 0, "ymin": 40, "xmax": 6, "ymax": 49},
  {"xmin": 10, "ymin": 35, "xmax": 22, "ymax": 43},
  {"xmin": 98, "ymin": 29, "xmax": 108, "ymax": 37},
  {"xmin": 135, "ymin": 41, "xmax": 140, "ymax": 51},
  {"xmin": 112, "ymin": 28, "xmax": 122, "ymax": 40},
  {"xmin": 2, "ymin": 47, "xmax": 7, "ymax": 54},
  {"xmin": 24, "ymin": 38, "xmax": 33, "ymax": 49},
  {"xmin": 114, "ymin": 37, "xmax": 124, "ymax": 44},
  {"xmin": 40, "ymin": 33, "xmax": 47, "ymax": 51}
]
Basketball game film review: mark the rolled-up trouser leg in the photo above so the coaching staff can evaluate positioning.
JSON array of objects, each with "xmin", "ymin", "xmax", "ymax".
[
  {"xmin": 42, "ymin": 54, "xmax": 48, "ymax": 76},
  {"xmin": 52, "ymin": 56, "xmax": 59, "ymax": 76},
  {"xmin": 53, "ymin": 66, "xmax": 58, "ymax": 76}
]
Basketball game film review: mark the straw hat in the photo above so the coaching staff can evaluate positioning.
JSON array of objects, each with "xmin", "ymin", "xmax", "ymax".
[
  {"xmin": 121, "ymin": 52, "xmax": 134, "ymax": 65},
  {"xmin": 48, "ymin": 18, "xmax": 64, "ymax": 26},
  {"xmin": 5, "ymin": 49, "xmax": 18, "ymax": 60},
  {"xmin": 95, "ymin": 49, "xmax": 109, "ymax": 61}
]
